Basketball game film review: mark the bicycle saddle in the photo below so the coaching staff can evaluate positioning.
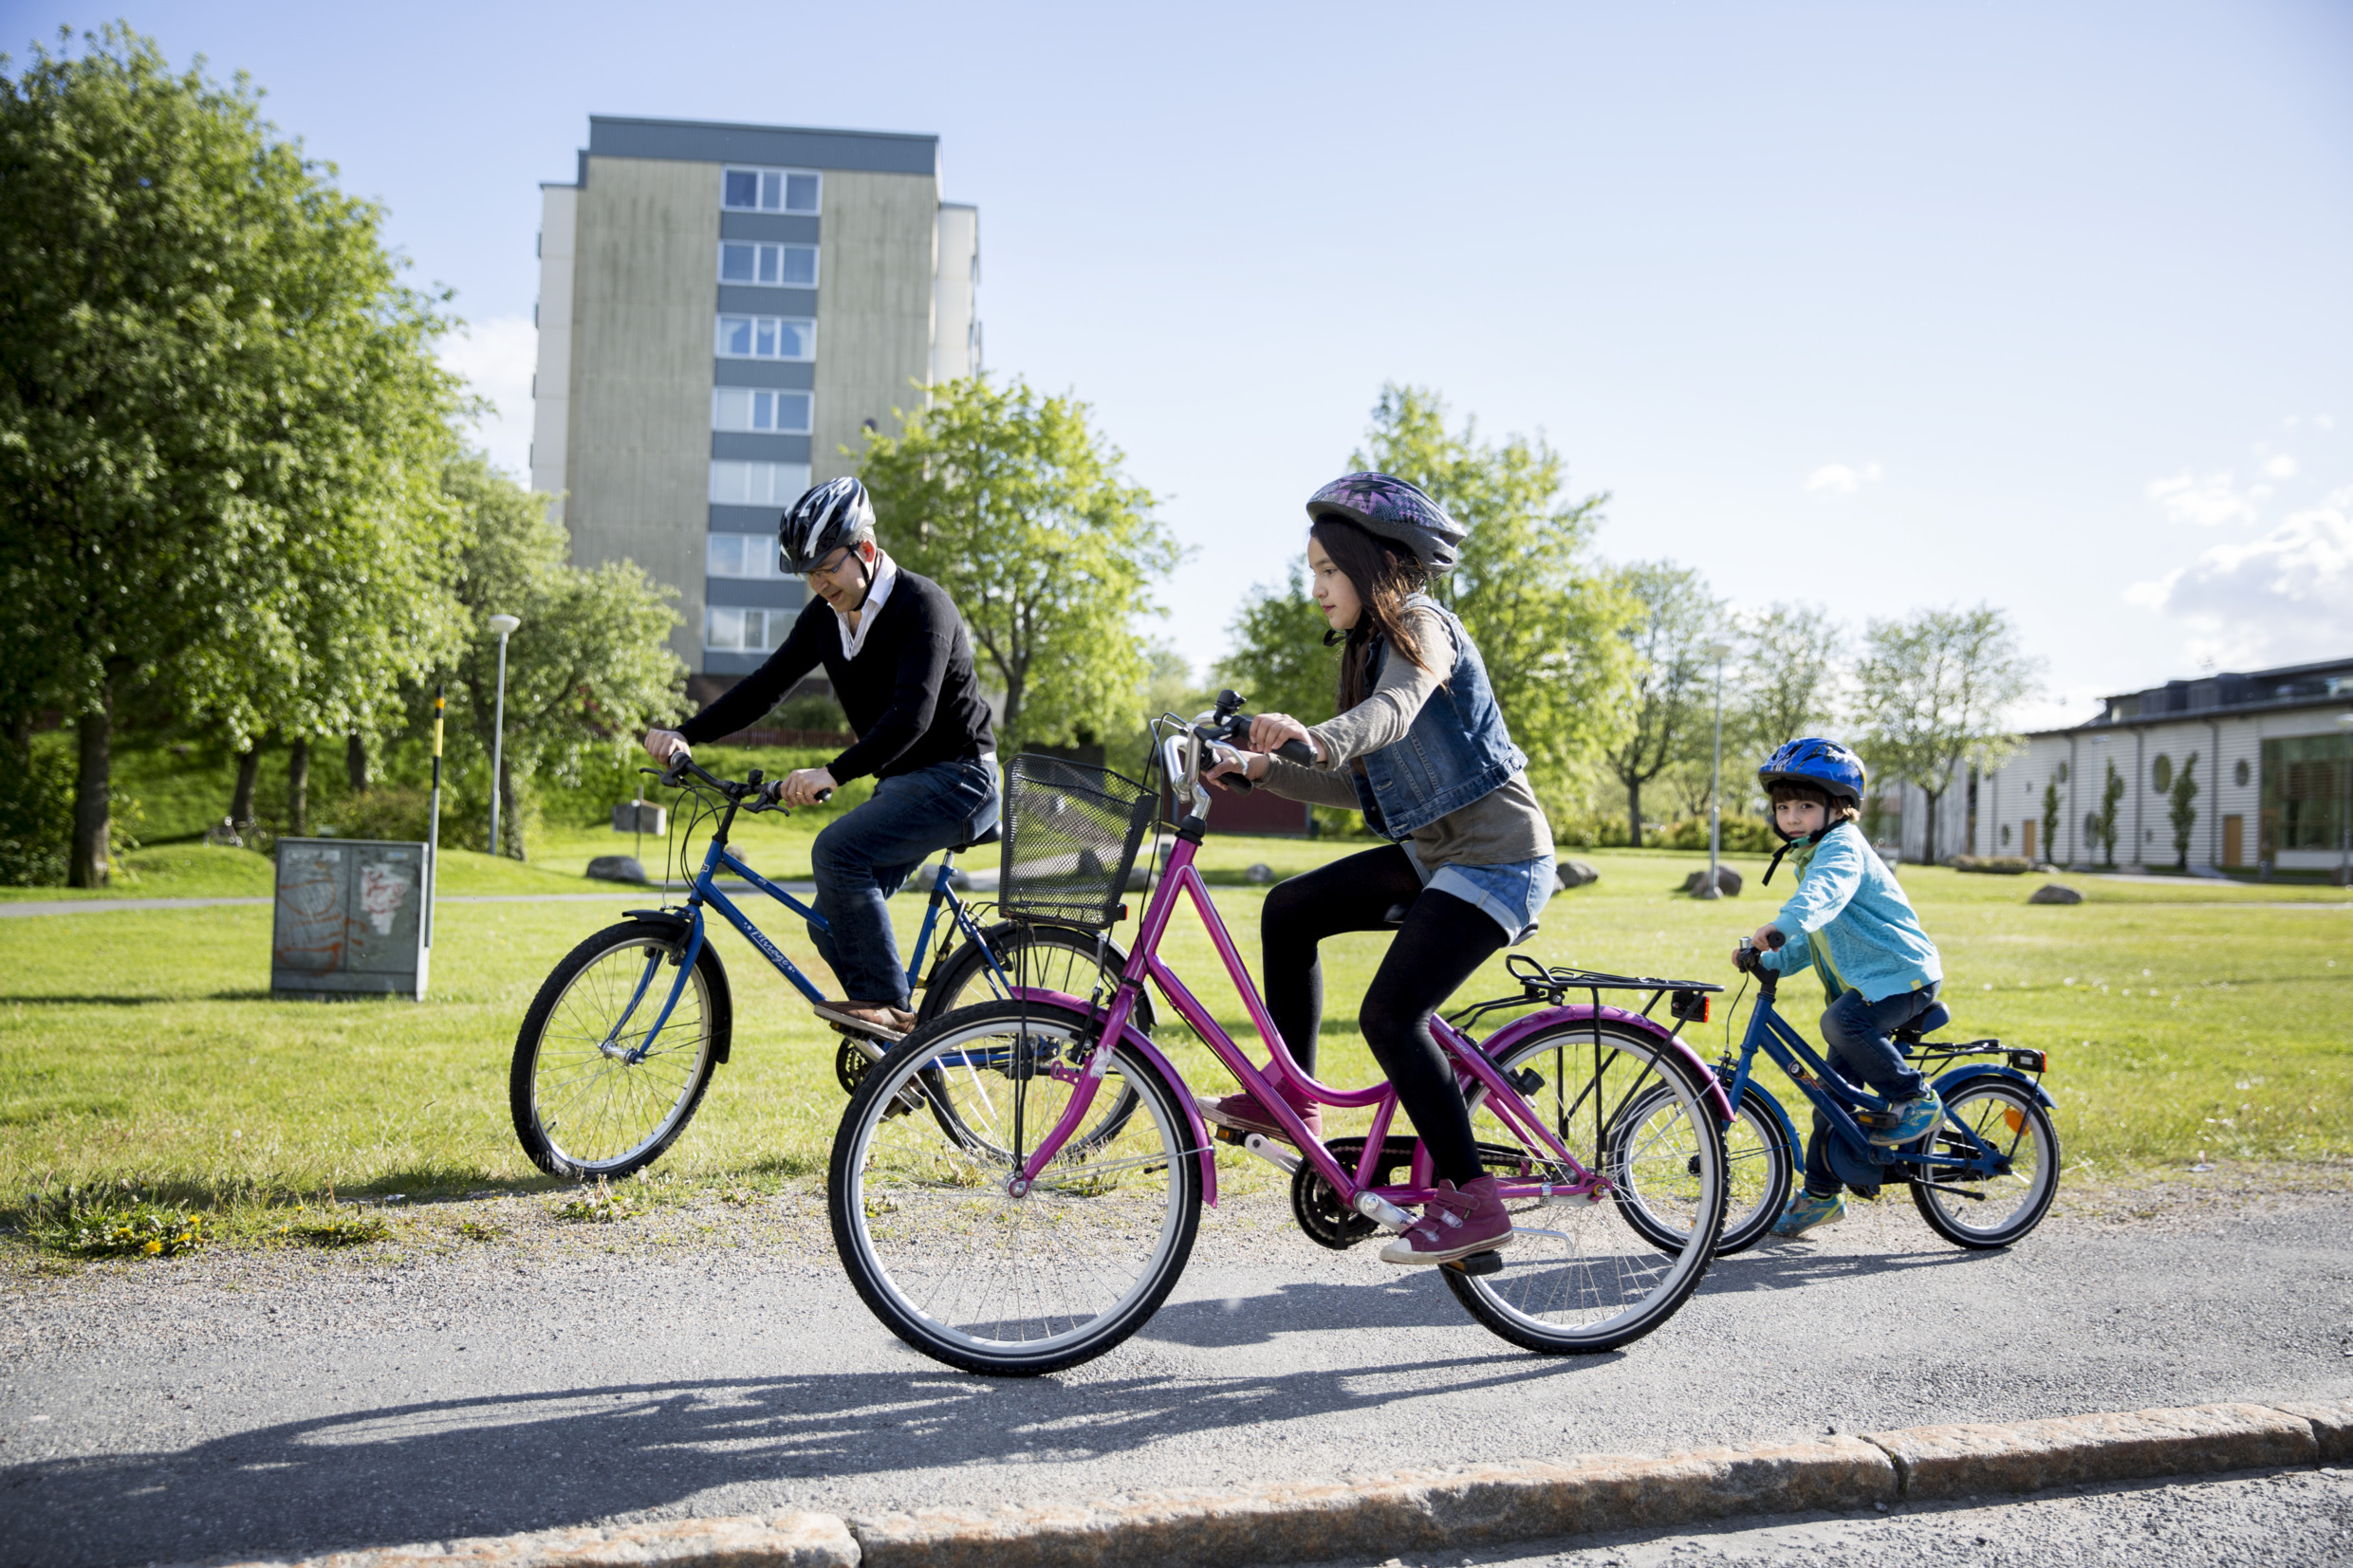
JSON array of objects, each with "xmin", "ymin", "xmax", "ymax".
[
  {"xmin": 1892, "ymin": 1001, "xmax": 1953, "ymax": 1044},
  {"xmin": 952, "ymin": 822, "xmax": 1003, "ymax": 855}
]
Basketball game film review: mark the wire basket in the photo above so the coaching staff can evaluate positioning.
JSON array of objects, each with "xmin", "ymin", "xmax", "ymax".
[{"xmin": 999, "ymin": 754, "xmax": 1158, "ymax": 930}]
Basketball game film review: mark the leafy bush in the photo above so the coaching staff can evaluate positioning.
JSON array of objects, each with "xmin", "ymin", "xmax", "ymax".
[
  {"xmin": 1660, "ymin": 813, "xmax": 1775, "ymax": 854},
  {"xmin": 0, "ymin": 744, "xmax": 72, "ymax": 885},
  {"xmin": 1952, "ymin": 855, "xmax": 2035, "ymax": 876}
]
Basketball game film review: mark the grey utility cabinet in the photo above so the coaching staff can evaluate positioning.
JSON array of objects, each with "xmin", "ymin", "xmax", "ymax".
[{"xmin": 270, "ymin": 838, "xmax": 432, "ymax": 999}]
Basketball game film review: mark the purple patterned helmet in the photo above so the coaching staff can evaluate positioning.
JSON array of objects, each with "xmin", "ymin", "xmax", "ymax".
[{"xmin": 1304, "ymin": 472, "xmax": 1467, "ymax": 572}]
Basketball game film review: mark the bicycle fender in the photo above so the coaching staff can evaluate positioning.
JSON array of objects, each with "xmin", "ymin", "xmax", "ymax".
[
  {"xmin": 1931, "ymin": 1063, "xmax": 2055, "ymax": 1109},
  {"xmin": 1477, "ymin": 1004, "xmax": 1736, "ymax": 1125},
  {"xmin": 1006, "ymin": 986, "xmax": 1217, "ymax": 1207}
]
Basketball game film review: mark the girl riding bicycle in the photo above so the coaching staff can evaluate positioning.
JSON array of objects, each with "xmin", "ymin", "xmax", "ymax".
[{"xmin": 1204, "ymin": 473, "xmax": 1556, "ymax": 1266}]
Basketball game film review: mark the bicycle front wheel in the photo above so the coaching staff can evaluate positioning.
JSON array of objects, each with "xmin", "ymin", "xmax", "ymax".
[
  {"xmin": 1614, "ymin": 1079, "xmax": 1794, "ymax": 1256},
  {"xmin": 1443, "ymin": 1020, "xmax": 1727, "ymax": 1355},
  {"xmin": 1907, "ymin": 1077, "xmax": 2060, "ymax": 1249},
  {"xmin": 829, "ymin": 999, "xmax": 1201, "ymax": 1376},
  {"xmin": 510, "ymin": 920, "xmax": 731, "ymax": 1179}
]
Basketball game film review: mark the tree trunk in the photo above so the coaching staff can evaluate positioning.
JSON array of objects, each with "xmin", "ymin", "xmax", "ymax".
[
  {"xmin": 497, "ymin": 753, "xmax": 526, "ymax": 861},
  {"xmin": 230, "ymin": 746, "xmax": 262, "ymax": 828},
  {"xmin": 346, "ymin": 732, "xmax": 369, "ymax": 793},
  {"xmin": 1919, "ymin": 789, "xmax": 1941, "ymax": 866},
  {"xmin": 1626, "ymin": 776, "xmax": 1643, "ymax": 849},
  {"xmin": 68, "ymin": 695, "xmax": 112, "ymax": 889},
  {"xmin": 287, "ymin": 738, "xmax": 311, "ymax": 838}
]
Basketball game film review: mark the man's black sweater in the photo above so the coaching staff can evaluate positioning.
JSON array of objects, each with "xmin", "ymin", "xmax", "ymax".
[{"xmin": 677, "ymin": 569, "xmax": 995, "ymax": 783}]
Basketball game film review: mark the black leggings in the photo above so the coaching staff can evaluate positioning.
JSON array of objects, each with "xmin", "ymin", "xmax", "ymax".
[{"xmin": 1262, "ymin": 844, "xmax": 1506, "ymax": 1187}]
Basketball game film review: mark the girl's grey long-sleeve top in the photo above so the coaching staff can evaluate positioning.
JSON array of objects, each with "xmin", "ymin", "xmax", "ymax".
[{"xmin": 1254, "ymin": 605, "xmax": 1552, "ymax": 869}]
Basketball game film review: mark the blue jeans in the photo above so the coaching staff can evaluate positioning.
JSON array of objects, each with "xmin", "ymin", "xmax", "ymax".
[
  {"xmin": 1803, "ymin": 983, "xmax": 1940, "ymax": 1196},
  {"xmin": 808, "ymin": 758, "xmax": 999, "ymax": 1007}
]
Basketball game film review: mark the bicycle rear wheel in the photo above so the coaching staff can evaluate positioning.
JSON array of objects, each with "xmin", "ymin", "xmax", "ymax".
[
  {"xmin": 829, "ymin": 999, "xmax": 1201, "ymax": 1375},
  {"xmin": 917, "ymin": 921, "xmax": 1154, "ymax": 1030},
  {"xmin": 1613, "ymin": 1079, "xmax": 1794, "ymax": 1256},
  {"xmin": 1441, "ymin": 1020, "xmax": 1726, "ymax": 1354},
  {"xmin": 1907, "ymin": 1077, "xmax": 2060, "ymax": 1249},
  {"xmin": 510, "ymin": 920, "xmax": 731, "ymax": 1179}
]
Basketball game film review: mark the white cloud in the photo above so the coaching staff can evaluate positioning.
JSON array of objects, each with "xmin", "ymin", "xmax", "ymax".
[
  {"xmin": 2322, "ymin": 415, "xmax": 2338, "ymax": 431},
  {"xmin": 2145, "ymin": 470, "xmax": 2259, "ymax": 528},
  {"xmin": 437, "ymin": 315, "xmax": 538, "ymax": 479},
  {"xmin": 1805, "ymin": 461, "xmax": 1883, "ymax": 494},
  {"xmin": 2261, "ymin": 452, "xmax": 2298, "ymax": 480},
  {"xmin": 2126, "ymin": 484, "xmax": 2353, "ymax": 667}
]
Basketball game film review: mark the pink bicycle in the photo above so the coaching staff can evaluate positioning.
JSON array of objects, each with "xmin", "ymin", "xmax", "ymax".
[{"xmin": 827, "ymin": 702, "xmax": 1732, "ymax": 1374}]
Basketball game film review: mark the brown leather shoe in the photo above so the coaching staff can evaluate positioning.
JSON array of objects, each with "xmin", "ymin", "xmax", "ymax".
[{"xmin": 812, "ymin": 1000, "xmax": 912, "ymax": 1042}]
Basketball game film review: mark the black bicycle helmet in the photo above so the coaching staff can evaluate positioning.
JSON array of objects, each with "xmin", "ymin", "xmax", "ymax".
[
  {"xmin": 1304, "ymin": 472, "xmax": 1467, "ymax": 572},
  {"xmin": 779, "ymin": 477, "xmax": 876, "ymax": 574}
]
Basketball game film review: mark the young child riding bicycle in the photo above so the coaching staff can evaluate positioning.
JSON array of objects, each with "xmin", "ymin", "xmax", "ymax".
[
  {"xmin": 1204, "ymin": 473, "xmax": 1556, "ymax": 1266},
  {"xmin": 1740, "ymin": 738, "xmax": 1945, "ymax": 1238}
]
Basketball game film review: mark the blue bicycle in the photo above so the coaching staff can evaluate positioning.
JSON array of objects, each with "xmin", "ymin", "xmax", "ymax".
[
  {"xmin": 1609, "ymin": 932, "xmax": 2060, "ymax": 1254},
  {"xmin": 509, "ymin": 756, "xmax": 1145, "ymax": 1179}
]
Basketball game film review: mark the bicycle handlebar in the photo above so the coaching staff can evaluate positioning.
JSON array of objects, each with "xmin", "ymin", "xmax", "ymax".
[
  {"xmin": 1195, "ymin": 713, "xmax": 1315, "ymax": 794},
  {"xmin": 650, "ymin": 756, "xmax": 829, "ymax": 811}
]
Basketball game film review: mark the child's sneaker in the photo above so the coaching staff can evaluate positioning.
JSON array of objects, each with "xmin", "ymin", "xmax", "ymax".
[
  {"xmin": 1195, "ymin": 1090, "xmax": 1323, "ymax": 1147},
  {"xmin": 1771, "ymin": 1190, "xmax": 1845, "ymax": 1238},
  {"xmin": 1378, "ymin": 1175, "xmax": 1514, "ymax": 1264},
  {"xmin": 1870, "ymin": 1088, "xmax": 1943, "ymax": 1147}
]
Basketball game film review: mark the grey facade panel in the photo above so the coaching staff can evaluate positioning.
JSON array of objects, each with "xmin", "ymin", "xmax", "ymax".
[
  {"xmin": 589, "ymin": 117, "xmax": 937, "ymax": 176},
  {"xmin": 717, "ymin": 285, "xmax": 819, "ymax": 316},
  {"xmin": 712, "ymin": 432, "xmax": 812, "ymax": 462},
  {"xmin": 710, "ymin": 504, "xmax": 787, "ymax": 531},
  {"xmin": 700, "ymin": 649, "xmax": 771, "ymax": 677},
  {"xmin": 720, "ymin": 213, "xmax": 822, "ymax": 244},
  {"xmin": 706, "ymin": 577, "xmax": 807, "ymax": 610},
  {"xmin": 713, "ymin": 358, "xmax": 816, "ymax": 391}
]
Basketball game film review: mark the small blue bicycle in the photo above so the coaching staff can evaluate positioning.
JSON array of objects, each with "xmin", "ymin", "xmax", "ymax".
[
  {"xmin": 1609, "ymin": 931, "xmax": 2061, "ymax": 1255},
  {"xmin": 509, "ymin": 756, "xmax": 1144, "ymax": 1179}
]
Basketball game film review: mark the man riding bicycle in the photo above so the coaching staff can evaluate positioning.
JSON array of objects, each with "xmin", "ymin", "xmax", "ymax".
[{"xmin": 644, "ymin": 477, "xmax": 998, "ymax": 1042}]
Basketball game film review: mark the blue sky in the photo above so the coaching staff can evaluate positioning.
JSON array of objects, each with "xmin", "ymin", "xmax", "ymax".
[{"xmin": 15, "ymin": 1, "xmax": 2351, "ymax": 725}]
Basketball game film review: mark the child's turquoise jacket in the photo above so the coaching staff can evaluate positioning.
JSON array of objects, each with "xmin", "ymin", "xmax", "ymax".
[{"xmin": 1758, "ymin": 820, "xmax": 1942, "ymax": 1003}]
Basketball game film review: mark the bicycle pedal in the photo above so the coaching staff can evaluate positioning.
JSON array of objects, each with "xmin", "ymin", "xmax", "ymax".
[
  {"xmin": 1855, "ymin": 1109, "xmax": 1899, "ymax": 1131},
  {"xmin": 1211, "ymin": 1124, "xmax": 1247, "ymax": 1146},
  {"xmin": 1446, "ymin": 1249, "xmax": 1506, "ymax": 1277}
]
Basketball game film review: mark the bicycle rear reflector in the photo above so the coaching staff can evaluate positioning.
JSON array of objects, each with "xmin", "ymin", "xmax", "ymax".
[
  {"xmin": 1671, "ymin": 990, "xmax": 1711, "ymax": 1024},
  {"xmin": 2003, "ymin": 1106, "xmax": 2027, "ymax": 1134},
  {"xmin": 2007, "ymin": 1049, "xmax": 2047, "ymax": 1074}
]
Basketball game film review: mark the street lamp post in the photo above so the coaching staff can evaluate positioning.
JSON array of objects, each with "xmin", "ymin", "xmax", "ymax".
[
  {"xmin": 486, "ymin": 614, "xmax": 521, "ymax": 858},
  {"xmin": 2337, "ymin": 712, "xmax": 2353, "ymax": 890},
  {"xmin": 1699, "ymin": 640, "xmax": 1734, "ymax": 900}
]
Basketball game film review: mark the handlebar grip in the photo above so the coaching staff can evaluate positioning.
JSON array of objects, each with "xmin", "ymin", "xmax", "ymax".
[
  {"xmin": 1272, "ymin": 739, "xmax": 1314, "ymax": 765},
  {"xmin": 1763, "ymin": 929, "xmax": 1786, "ymax": 950}
]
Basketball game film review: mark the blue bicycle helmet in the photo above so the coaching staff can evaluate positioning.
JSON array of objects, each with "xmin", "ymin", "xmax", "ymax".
[
  {"xmin": 1305, "ymin": 472, "xmax": 1466, "ymax": 572},
  {"xmin": 1757, "ymin": 738, "xmax": 1867, "ymax": 807}
]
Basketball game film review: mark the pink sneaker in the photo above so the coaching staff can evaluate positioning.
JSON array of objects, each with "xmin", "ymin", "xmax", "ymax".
[
  {"xmin": 1195, "ymin": 1089, "xmax": 1323, "ymax": 1147},
  {"xmin": 1378, "ymin": 1175, "xmax": 1514, "ymax": 1265}
]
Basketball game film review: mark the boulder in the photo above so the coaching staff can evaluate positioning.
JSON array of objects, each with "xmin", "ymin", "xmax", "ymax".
[
  {"xmin": 1680, "ymin": 865, "xmax": 1743, "ymax": 897},
  {"xmin": 1244, "ymin": 862, "xmax": 1276, "ymax": 885},
  {"xmin": 2029, "ymin": 882, "xmax": 2083, "ymax": 905},
  {"xmin": 1556, "ymin": 858, "xmax": 1601, "ymax": 890},
  {"xmin": 586, "ymin": 855, "xmax": 652, "ymax": 886}
]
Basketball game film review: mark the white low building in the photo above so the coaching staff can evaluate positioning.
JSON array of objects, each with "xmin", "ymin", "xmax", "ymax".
[{"xmin": 1866, "ymin": 655, "xmax": 2353, "ymax": 874}]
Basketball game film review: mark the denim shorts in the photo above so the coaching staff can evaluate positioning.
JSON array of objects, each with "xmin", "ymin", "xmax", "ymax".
[{"xmin": 1404, "ymin": 846, "xmax": 1557, "ymax": 944}]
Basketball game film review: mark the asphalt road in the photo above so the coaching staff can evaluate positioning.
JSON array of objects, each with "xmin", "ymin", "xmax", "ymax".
[{"xmin": 3, "ymin": 1185, "xmax": 2349, "ymax": 1568}]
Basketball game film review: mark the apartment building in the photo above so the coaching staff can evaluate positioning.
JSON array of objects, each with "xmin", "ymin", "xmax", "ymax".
[{"xmin": 529, "ymin": 116, "xmax": 979, "ymax": 694}]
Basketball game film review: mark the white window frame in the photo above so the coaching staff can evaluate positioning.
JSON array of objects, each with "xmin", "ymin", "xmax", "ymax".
[
  {"xmin": 717, "ymin": 241, "xmax": 819, "ymax": 289},
  {"xmin": 705, "ymin": 604, "xmax": 785, "ymax": 655},
  {"xmin": 720, "ymin": 166, "xmax": 822, "ymax": 215},
  {"xmin": 708, "ymin": 459, "xmax": 813, "ymax": 507},
  {"xmin": 714, "ymin": 314, "xmax": 816, "ymax": 361},
  {"xmin": 712, "ymin": 387, "xmax": 813, "ymax": 435},
  {"xmin": 706, "ymin": 532, "xmax": 785, "ymax": 580}
]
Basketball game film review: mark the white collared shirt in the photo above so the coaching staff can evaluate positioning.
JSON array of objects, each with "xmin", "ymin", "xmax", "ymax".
[{"xmin": 835, "ymin": 550, "xmax": 898, "ymax": 660}]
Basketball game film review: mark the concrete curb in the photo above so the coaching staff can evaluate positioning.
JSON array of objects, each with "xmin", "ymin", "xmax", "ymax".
[{"xmin": 215, "ymin": 1397, "xmax": 2353, "ymax": 1568}]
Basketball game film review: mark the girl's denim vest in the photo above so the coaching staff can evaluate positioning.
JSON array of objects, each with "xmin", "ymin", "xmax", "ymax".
[{"xmin": 1346, "ymin": 595, "xmax": 1528, "ymax": 840}]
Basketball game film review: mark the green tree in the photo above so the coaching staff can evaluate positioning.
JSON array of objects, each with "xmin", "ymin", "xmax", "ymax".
[
  {"xmin": 1351, "ymin": 386, "xmax": 1638, "ymax": 814},
  {"xmin": 2098, "ymin": 759, "xmax": 2125, "ymax": 869},
  {"xmin": 1851, "ymin": 605, "xmax": 2040, "ymax": 864},
  {"xmin": 858, "ymin": 376, "xmax": 1180, "ymax": 752},
  {"xmin": 0, "ymin": 27, "xmax": 463, "ymax": 883},
  {"xmin": 1737, "ymin": 601, "xmax": 1846, "ymax": 754},
  {"xmin": 1213, "ymin": 563, "xmax": 1340, "ymax": 726},
  {"xmin": 2169, "ymin": 751, "xmax": 2200, "ymax": 871},
  {"xmin": 433, "ymin": 457, "xmax": 685, "ymax": 859},
  {"xmin": 1600, "ymin": 563, "xmax": 1724, "ymax": 847},
  {"xmin": 2040, "ymin": 778, "xmax": 2061, "ymax": 869}
]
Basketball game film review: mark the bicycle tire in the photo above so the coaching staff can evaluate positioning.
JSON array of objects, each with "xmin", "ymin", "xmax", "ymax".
[
  {"xmin": 829, "ymin": 999, "xmax": 1201, "ymax": 1376},
  {"xmin": 1612, "ymin": 1079, "xmax": 1795, "ymax": 1257},
  {"xmin": 1441, "ymin": 1019, "xmax": 1727, "ymax": 1355},
  {"xmin": 1907, "ymin": 1078, "xmax": 2060, "ymax": 1249},
  {"xmin": 510, "ymin": 920, "xmax": 731, "ymax": 1179}
]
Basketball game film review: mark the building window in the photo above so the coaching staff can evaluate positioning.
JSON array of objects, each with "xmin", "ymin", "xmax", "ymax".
[
  {"xmin": 2056, "ymin": 760, "xmax": 2069, "ymax": 784},
  {"xmin": 713, "ymin": 387, "xmax": 812, "ymax": 434},
  {"xmin": 708, "ymin": 459, "xmax": 811, "ymax": 506},
  {"xmin": 721, "ymin": 167, "xmax": 820, "ymax": 214},
  {"xmin": 715, "ymin": 315, "xmax": 815, "ymax": 360},
  {"xmin": 706, "ymin": 605, "xmax": 785, "ymax": 654},
  {"xmin": 707, "ymin": 533, "xmax": 784, "ymax": 579},
  {"xmin": 2259, "ymin": 736, "xmax": 2349, "ymax": 854},
  {"xmin": 2152, "ymin": 753, "xmax": 2174, "ymax": 793},
  {"xmin": 2234, "ymin": 758, "xmax": 2251, "ymax": 788},
  {"xmin": 719, "ymin": 242, "xmax": 819, "ymax": 288}
]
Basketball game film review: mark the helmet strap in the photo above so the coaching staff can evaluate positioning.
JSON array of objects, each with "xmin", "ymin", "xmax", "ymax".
[{"xmin": 1762, "ymin": 822, "xmax": 1835, "ymax": 887}]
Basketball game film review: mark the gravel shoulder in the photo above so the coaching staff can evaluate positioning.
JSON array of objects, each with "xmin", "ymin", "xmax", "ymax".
[{"xmin": 4, "ymin": 1171, "xmax": 2350, "ymax": 1568}]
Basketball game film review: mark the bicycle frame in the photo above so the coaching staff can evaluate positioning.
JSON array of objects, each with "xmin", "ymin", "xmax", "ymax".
[
  {"xmin": 602, "ymin": 776, "xmax": 1002, "ymax": 1064},
  {"xmin": 1001, "ymin": 718, "xmax": 1632, "ymax": 1219},
  {"xmin": 1720, "ymin": 981, "xmax": 2023, "ymax": 1183}
]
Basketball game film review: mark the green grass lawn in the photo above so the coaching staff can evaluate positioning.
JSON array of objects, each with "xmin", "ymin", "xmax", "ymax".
[{"xmin": 3, "ymin": 839, "xmax": 2347, "ymax": 1242}]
